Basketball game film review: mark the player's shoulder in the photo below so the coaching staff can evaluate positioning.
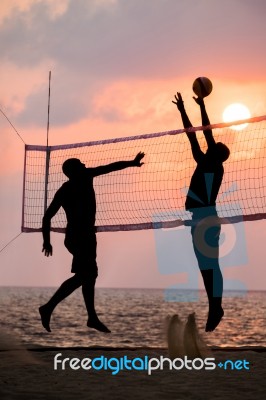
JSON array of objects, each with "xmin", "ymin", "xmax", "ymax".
[
  {"xmin": 59, "ymin": 181, "xmax": 70, "ymax": 190},
  {"xmin": 56, "ymin": 181, "xmax": 70, "ymax": 196},
  {"xmin": 85, "ymin": 168, "xmax": 95, "ymax": 178}
]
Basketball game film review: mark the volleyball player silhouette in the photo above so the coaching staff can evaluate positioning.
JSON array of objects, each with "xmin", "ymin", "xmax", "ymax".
[
  {"xmin": 172, "ymin": 93, "xmax": 230, "ymax": 332},
  {"xmin": 40, "ymin": 152, "xmax": 145, "ymax": 333}
]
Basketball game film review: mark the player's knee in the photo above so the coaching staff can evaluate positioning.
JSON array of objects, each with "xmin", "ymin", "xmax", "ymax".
[
  {"xmin": 73, "ymin": 274, "xmax": 83, "ymax": 287},
  {"xmin": 199, "ymin": 262, "xmax": 220, "ymax": 271},
  {"xmin": 78, "ymin": 272, "xmax": 97, "ymax": 285}
]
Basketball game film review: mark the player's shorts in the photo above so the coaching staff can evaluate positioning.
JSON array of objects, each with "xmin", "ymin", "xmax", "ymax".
[
  {"xmin": 64, "ymin": 231, "xmax": 98, "ymax": 278},
  {"xmin": 190, "ymin": 207, "xmax": 221, "ymax": 271}
]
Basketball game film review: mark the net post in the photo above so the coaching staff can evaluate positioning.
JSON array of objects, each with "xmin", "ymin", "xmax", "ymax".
[
  {"xmin": 44, "ymin": 147, "xmax": 51, "ymax": 213},
  {"xmin": 21, "ymin": 145, "xmax": 27, "ymax": 232},
  {"xmin": 46, "ymin": 71, "xmax": 51, "ymax": 148},
  {"xmin": 44, "ymin": 71, "xmax": 52, "ymax": 214}
]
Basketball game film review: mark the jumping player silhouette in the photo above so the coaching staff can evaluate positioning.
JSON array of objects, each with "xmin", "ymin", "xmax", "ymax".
[
  {"xmin": 172, "ymin": 93, "xmax": 230, "ymax": 332},
  {"xmin": 40, "ymin": 152, "xmax": 145, "ymax": 333}
]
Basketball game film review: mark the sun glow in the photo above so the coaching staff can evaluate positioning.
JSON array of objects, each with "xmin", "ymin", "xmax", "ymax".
[{"xmin": 222, "ymin": 103, "xmax": 251, "ymax": 130}]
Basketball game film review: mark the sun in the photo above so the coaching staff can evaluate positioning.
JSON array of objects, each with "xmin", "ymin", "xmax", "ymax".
[{"xmin": 222, "ymin": 103, "xmax": 251, "ymax": 130}]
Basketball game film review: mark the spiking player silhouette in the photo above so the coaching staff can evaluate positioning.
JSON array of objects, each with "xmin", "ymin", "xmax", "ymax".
[
  {"xmin": 40, "ymin": 152, "xmax": 145, "ymax": 333},
  {"xmin": 172, "ymin": 93, "xmax": 230, "ymax": 332}
]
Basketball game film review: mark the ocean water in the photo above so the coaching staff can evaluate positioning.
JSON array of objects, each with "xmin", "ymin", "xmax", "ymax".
[{"xmin": 0, "ymin": 287, "xmax": 265, "ymax": 348}]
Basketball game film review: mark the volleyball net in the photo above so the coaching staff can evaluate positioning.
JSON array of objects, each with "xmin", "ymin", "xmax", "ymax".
[{"xmin": 22, "ymin": 115, "xmax": 266, "ymax": 233}]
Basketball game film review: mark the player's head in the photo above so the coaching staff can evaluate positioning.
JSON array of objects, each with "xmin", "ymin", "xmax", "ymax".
[
  {"xmin": 62, "ymin": 158, "xmax": 85, "ymax": 179},
  {"xmin": 216, "ymin": 142, "xmax": 230, "ymax": 162}
]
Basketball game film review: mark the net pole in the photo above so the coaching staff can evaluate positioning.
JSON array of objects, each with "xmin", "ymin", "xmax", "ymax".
[
  {"xmin": 21, "ymin": 145, "xmax": 27, "ymax": 232},
  {"xmin": 46, "ymin": 71, "xmax": 51, "ymax": 148},
  {"xmin": 44, "ymin": 71, "xmax": 51, "ymax": 213},
  {"xmin": 44, "ymin": 148, "xmax": 51, "ymax": 214}
]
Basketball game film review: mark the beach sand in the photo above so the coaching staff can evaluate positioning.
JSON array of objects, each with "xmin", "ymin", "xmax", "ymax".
[{"xmin": 0, "ymin": 344, "xmax": 265, "ymax": 400}]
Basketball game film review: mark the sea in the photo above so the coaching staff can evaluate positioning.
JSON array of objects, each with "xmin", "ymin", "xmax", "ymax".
[{"xmin": 0, "ymin": 287, "xmax": 265, "ymax": 348}]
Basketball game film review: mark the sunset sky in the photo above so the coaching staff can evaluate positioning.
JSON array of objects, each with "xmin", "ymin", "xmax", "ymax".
[{"xmin": 0, "ymin": 0, "xmax": 265, "ymax": 290}]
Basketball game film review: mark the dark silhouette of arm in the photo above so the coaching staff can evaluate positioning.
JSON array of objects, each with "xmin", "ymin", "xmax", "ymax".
[
  {"xmin": 42, "ymin": 191, "xmax": 62, "ymax": 256},
  {"xmin": 172, "ymin": 92, "xmax": 203, "ymax": 163},
  {"xmin": 89, "ymin": 152, "xmax": 145, "ymax": 177},
  {"xmin": 193, "ymin": 97, "xmax": 216, "ymax": 149}
]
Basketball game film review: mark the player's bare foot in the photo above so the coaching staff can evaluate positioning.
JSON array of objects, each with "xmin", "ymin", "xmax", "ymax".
[
  {"xmin": 87, "ymin": 318, "xmax": 111, "ymax": 333},
  {"xmin": 205, "ymin": 307, "xmax": 224, "ymax": 332},
  {"xmin": 39, "ymin": 305, "xmax": 52, "ymax": 332}
]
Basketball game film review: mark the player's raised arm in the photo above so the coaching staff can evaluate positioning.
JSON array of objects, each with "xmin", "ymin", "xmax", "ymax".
[
  {"xmin": 172, "ymin": 92, "xmax": 203, "ymax": 163},
  {"xmin": 42, "ymin": 190, "xmax": 62, "ymax": 256},
  {"xmin": 89, "ymin": 152, "xmax": 145, "ymax": 177},
  {"xmin": 172, "ymin": 92, "xmax": 193, "ymax": 130},
  {"xmin": 193, "ymin": 96, "xmax": 216, "ymax": 149}
]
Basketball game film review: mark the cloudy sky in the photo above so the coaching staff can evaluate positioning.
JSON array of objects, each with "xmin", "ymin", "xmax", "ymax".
[{"xmin": 0, "ymin": 0, "xmax": 265, "ymax": 290}]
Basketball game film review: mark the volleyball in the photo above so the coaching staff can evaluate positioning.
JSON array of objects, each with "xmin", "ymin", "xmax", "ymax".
[{"xmin": 192, "ymin": 77, "xmax": 213, "ymax": 98}]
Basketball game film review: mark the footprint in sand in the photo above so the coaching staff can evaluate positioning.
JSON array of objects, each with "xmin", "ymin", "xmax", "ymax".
[{"xmin": 166, "ymin": 313, "xmax": 212, "ymax": 359}]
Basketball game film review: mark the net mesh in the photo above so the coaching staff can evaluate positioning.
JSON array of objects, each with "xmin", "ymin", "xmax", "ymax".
[{"xmin": 22, "ymin": 116, "xmax": 266, "ymax": 232}]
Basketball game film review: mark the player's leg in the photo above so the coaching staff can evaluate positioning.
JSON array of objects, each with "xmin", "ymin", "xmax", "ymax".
[
  {"xmin": 77, "ymin": 270, "xmax": 111, "ymax": 333},
  {"xmin": 75, "ymin": 233, "xmax": 111, "ymax": 333},
  {"xmin": 204, "ymin": 223, "xmax": 224, "ymax": 331},
  {"xmin": 200, "ymin": 268, "xmax": 224, "ymax": 332},
  {"xmin": 191, "ymin": 218, "xmax": 224, "ymax": 332},
  {"xmin": 39, "ymin": 274, "xmax": 82, "ymax": 332}
]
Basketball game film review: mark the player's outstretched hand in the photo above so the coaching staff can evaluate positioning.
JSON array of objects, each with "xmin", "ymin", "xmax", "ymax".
[
  {"xmin": 193, "ymin": 96, "xmax": 204, "ymax": 106},
  {"xmin": 42, "ymin": 242, "xmax": 53, "ymax": 257},
  {"xmin": 172, "ymin": 92, "xmax": 185, "ymax": 111},
  {"xmin": 133, "ymin": 151, "xmax": 145, "ymax": 167}
]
